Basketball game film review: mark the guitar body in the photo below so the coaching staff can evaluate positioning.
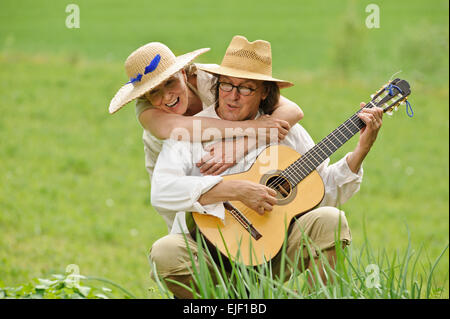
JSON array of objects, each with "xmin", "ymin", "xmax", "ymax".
[{"xmin": 190, "ymin": 144, "xmax": 325, "ymax": 266}]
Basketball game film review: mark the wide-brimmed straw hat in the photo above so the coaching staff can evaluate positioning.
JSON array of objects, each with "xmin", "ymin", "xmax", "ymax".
[
  {"xmin": 197, "ymin": 35, "xmax": 293, "ymax": 89},
  {"xmin": 109, "ymin": 43, "xmax": 210, "ymax": 114}
]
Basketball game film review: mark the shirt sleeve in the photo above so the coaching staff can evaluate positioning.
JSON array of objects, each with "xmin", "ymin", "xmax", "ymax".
[
  {"xmin": 150, "ymin": 139, "xmax": 226, "ymax": 220},
  {"xmin": 316, "ymin": 153, "xmax": 363, "ymax": 207}
]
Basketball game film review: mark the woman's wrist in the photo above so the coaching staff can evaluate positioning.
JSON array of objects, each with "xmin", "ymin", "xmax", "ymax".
[{"xmin": 242, "ymin": 119, "xmax": 260, "ymax": 134}]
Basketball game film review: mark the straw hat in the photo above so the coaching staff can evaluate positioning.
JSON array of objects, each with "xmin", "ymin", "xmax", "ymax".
[
  {"xmin": 109, "ymin": 43, "xmax": 210, "ymax": 114},
  {"xmin": 197, "ymin": 36, "xmax": 293, "ymax": 89}
]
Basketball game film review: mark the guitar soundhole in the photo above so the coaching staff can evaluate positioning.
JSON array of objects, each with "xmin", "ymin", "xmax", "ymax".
[{"xmin": 266, "ymin": 176, "xmax": 291, "ymax": 199}]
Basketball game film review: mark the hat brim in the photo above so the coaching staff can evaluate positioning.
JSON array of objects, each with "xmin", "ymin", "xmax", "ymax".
[
  {"xmin": 196, "ymin": 64, "xmax": 293, "ymax": 89},
  {"xmin": 109, "ymin": 47, "xmax": 210, "ymax": 114}
]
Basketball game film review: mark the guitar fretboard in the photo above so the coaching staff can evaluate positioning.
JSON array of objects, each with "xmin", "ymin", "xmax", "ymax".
[{"xmin": 280, "ymin": 109, "xmax": 367, "ymax": 186}]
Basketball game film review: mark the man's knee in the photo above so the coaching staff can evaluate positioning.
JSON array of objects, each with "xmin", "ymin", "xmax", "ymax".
[
  {"xmin": 313, "ymin": 207, "xmax": 349, "ymax": 233},
  {"xmin": 149, "ymin": 235, "xmax": 183, "ymax": 275},
  {"xmin": 291, "ymin": 206, "xmax": 351, "ymax": 249}
]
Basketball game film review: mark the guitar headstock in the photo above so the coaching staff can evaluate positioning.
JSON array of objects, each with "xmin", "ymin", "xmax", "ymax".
[{"xmin": 368, "ymin": 78, "xmax": 411, "ymax": 115}]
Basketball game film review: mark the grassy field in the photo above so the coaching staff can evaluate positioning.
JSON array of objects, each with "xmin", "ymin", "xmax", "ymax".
[{"xmin": 0, "ymin": 0, "xmax": 448, "ymax": 298}]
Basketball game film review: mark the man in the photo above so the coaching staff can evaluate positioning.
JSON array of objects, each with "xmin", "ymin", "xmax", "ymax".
[{"xmin": 149, "ymin": 36, "xmax": 383, "ymax": 298}]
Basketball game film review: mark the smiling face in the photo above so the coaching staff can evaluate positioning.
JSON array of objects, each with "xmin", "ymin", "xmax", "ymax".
[
  {"xmin": 145, "ymin": 70, "xmax": 189, "ymax": 115},
  {"xmin": 216, "ymin": 75, "xmax": 268, "ymax": 122}
]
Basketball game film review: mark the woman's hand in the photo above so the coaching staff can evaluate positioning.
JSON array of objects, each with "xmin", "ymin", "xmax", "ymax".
[
  {"xmin": 196, "ymin": 115, "xmax": 290, "ymax": 175},
  {"xmin": 197, "ymin": 138, "xmax": 249, "ymax": 176},
  {"xmin": 250, "ymin": 115, "xmax": 290, "ymax": 142}
]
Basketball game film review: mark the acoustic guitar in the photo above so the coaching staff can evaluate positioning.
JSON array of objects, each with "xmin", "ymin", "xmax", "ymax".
[{"xmin": 187, "ymin": 78, "xmax": 411, "ymax": 266}]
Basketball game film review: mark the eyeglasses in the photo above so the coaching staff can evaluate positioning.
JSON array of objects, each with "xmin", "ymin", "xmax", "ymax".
[{"xmin": 218, "ymin": 82, "xmax": 258, "ymax": 96}]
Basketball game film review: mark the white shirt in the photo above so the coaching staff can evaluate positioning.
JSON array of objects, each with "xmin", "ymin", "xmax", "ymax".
[{"xmin": 151, "ymin": 105, "xmax": 364, "ymax": 234}]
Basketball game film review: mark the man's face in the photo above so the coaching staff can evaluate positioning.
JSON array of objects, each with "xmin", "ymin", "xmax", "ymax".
[{"xmin": 217, "ymin": 76, "xmax": 268, "ymax": 121}]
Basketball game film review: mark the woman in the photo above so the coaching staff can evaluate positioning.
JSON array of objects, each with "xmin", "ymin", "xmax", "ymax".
[{"xmin": 109, "ymin": 41, "xmax": 303, "ymax": 179}]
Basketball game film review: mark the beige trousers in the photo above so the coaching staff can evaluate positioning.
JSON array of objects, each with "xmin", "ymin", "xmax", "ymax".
[{"xmin": 149, "ymin": 206, "xmax": 351, "ymax": 297}]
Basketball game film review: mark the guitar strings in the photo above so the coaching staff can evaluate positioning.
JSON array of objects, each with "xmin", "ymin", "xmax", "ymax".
[
  {"xmin": 239, "ymin": 112, "xmax": 365, "ymax": 216},
  {"xmin": 243, "ymin": 83, "xmax": 405, "ymax": 215},
  {"xmin": 265, "ymin": 111, "xmax": 362, "ymax": 189},
  {"xmin": 257, "ymin": 102, "xmax": 366, "ymax": 193},
  {"xmin": 265, "ymin": 82, "xmax": 404, "ymax": 191},
  {"xmin": 264, "ymin": 105, "xmax": 371, "ymax": 193},
  {"xmin": 287, "ymin": 110, "xmax": 367, "ymax": 179}
]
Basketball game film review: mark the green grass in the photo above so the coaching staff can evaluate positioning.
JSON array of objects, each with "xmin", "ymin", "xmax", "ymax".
[
  {"xmin": 0, "ymin": 0, "xmax": 448, "ymax": 298},
  {"xmin": 151, "ymin": 226, "xmax": 448, "ymax": 299}
]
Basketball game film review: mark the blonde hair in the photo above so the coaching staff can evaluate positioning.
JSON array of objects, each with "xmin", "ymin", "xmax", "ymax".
[{"xmin": 184, "ymin": 63, "xmax": 197, "ymax": 78}]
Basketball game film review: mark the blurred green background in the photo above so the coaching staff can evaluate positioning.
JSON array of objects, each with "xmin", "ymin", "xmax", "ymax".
[{"xmin": 0, "ymin": 0, "xmax": 448, "ymax": 298}]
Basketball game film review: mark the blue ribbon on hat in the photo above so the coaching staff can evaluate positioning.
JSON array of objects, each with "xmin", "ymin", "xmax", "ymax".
[
  {"xmin": 126, "ymin": 54, "xmax": 161, "ymax": 84},
  {"xmin": 144, "ymin": 54, "xmax": 161, "ymax": 74},
  {"xmin": 127, "ymin": 73, "xmax": 142, "ymax": 84}
]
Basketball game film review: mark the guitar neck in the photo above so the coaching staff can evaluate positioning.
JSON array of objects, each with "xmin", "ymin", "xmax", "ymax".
[{"xmin": 281, "ymin": 108, "xmax": 368, "ymax": 186}]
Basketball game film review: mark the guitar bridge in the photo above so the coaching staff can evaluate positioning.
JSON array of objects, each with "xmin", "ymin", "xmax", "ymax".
[{"xmin": 224, "ymin": 201, "xmax": 262, "ymax": 240}]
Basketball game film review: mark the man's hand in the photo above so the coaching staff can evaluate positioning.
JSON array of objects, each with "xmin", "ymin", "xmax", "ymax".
[
  {"xmin": 198, "ymin": 180, "xmax": 278, "ymax": 216},
  {"xmin": 346, "ymin": 102, "xmax": 384, "ymax": 174},
  {"xmin": 235, "ymin": 180, "xmax": 277, "ymax": 215},
  {"xmin": 357, "ymin": 102, "xmax": 383, "ymax": 151}
]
